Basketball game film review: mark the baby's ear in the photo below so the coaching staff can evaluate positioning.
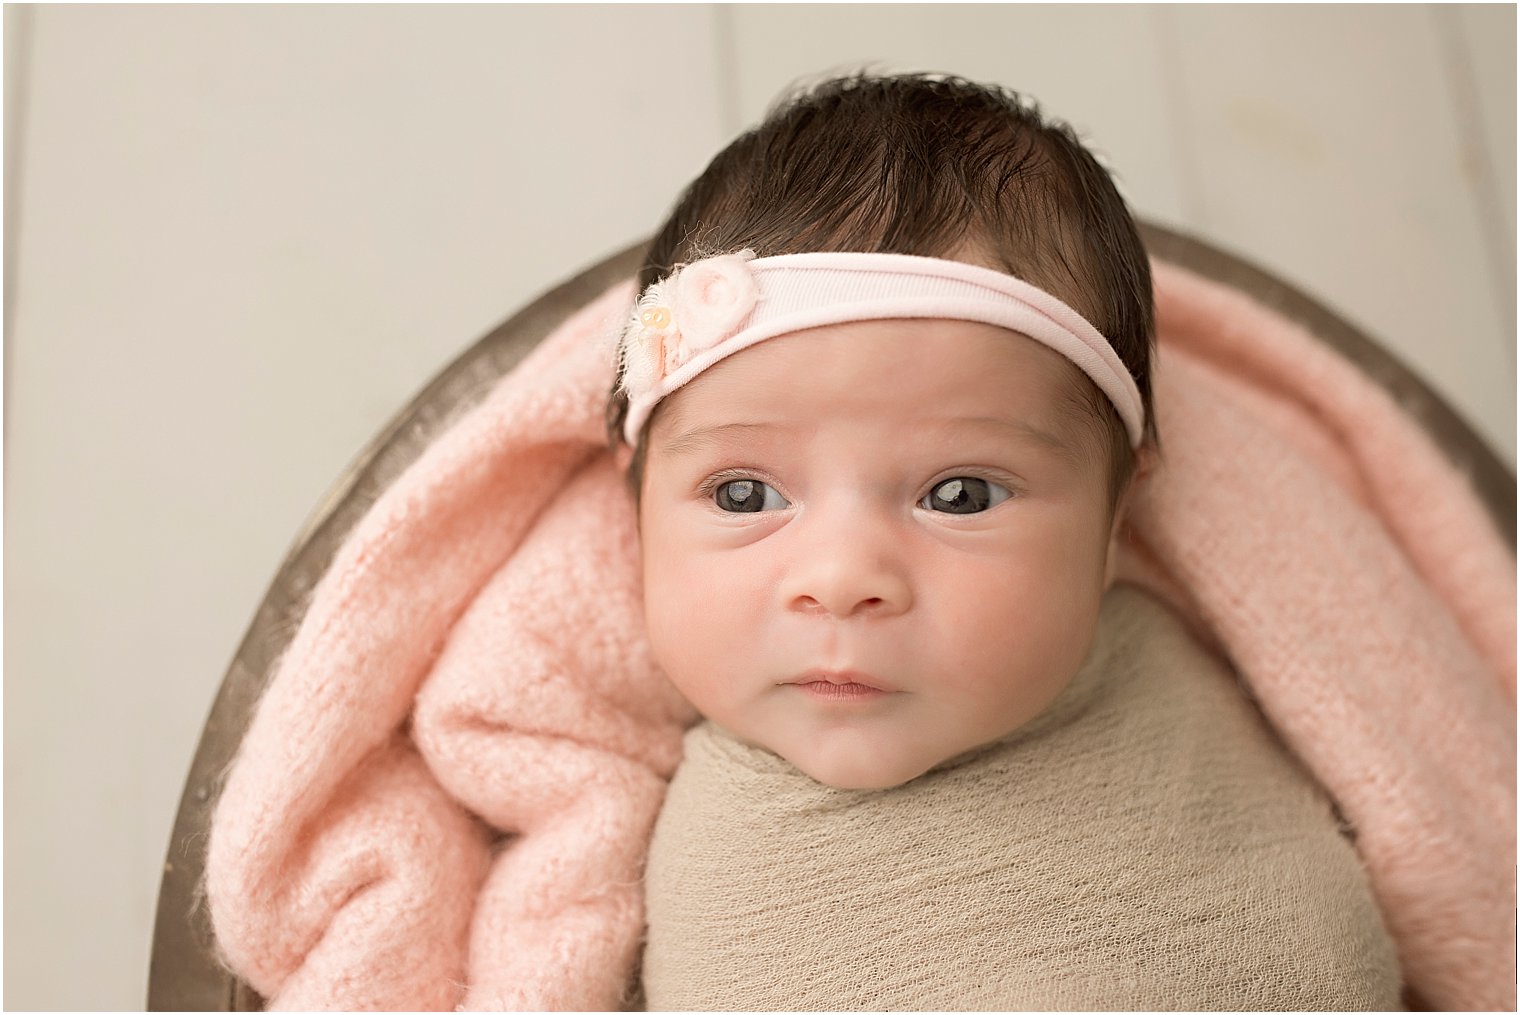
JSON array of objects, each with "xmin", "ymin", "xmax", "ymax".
[
  {"xmin": 1103, "ymin": 519, "xmax": 1125, "ymax": 589},
  {"xmin": 1103, "ymin": 443, "xmax": 1156, "ymax": 588},
  {"xmin": 1129, "ymin": 440, "xmax": 1159, "ymax": 489}
]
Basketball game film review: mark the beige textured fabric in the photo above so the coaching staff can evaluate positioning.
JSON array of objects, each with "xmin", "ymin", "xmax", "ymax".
[{"xmin": 640, "ymin": 585, "xmax": 1403, "ymax": 1011}]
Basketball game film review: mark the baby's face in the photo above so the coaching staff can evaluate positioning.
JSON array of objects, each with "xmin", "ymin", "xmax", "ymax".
[{"xmin": 637, "ymin": 318, "xmax": 1123, "ymax": 789}]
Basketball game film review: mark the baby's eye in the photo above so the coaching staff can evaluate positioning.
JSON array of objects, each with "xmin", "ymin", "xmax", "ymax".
[
  {"xmin": 713, "ymin": 478, "xmax": 791, "ymax": 513},
  {"xmin": 919, "ymin": 477, "xmax": 1011, "ymax": 514}
]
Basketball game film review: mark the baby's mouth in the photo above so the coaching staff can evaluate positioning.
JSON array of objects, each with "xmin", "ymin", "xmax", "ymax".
[{"xmin": 782, "ymin": 669, "xmax": 897, "ymax": 699}]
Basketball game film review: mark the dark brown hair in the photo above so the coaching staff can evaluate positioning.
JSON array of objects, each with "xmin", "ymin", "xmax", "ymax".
[{"xmin": 607, "ymin": 70, "xmax": 1155, "ymax": 509}]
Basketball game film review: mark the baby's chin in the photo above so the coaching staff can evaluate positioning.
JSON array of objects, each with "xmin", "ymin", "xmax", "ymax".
[
  {"xmin": 779, "ymin": 737, "xmax": 949, "ymax": 791},
  {"xmin": 800, "ymin": 764, "xmax": 926, "ymax": 791},
  {"xmin": 772, "ymin": 718, "xmax": 1052, "ymax": 789}
]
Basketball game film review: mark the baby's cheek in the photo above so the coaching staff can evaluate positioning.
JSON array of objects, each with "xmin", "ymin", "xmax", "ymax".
[
  {"xmin": 641, "ymin": 555, "xmax": 734, "ymax": 707},
  {"xmin": 936, "ymin": 565, "xmax": 1089, "ymax": 692}
]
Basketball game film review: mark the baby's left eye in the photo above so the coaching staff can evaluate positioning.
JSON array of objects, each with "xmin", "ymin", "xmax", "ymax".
[{"xmin": 919, "ymin": 477, "xmax": 1011, "ymax": 514}]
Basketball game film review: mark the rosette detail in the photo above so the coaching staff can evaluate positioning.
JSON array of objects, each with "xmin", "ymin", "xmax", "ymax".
[{"xmin": 618, "ymin": 249, "xmax": 759, "ymax": 402}]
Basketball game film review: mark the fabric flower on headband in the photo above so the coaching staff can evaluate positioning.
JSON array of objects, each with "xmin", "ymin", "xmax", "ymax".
[{"xmin": 619, "ymin": 249, "xmax": 759, "ymax": 401}]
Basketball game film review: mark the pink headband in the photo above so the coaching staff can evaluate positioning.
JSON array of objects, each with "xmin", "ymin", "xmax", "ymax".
[{"xmin": 616, "ymin": 249, "xmax": 1145, "ymax": 448}]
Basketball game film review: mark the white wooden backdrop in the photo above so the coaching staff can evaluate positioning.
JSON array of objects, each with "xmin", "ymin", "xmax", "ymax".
[{"xmin": 4, "ymin": 5, "xmax": 1513, "ymax": 1009}]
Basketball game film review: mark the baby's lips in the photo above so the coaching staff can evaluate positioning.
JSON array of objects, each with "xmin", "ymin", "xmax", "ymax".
[{"xmin": 786, "ymin": 668, "xmax": 898, "ymax": 692}]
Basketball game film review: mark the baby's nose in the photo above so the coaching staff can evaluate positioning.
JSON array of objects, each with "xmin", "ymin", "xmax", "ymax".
[{"xmin": 779, "ymin": 506, "xmax": 912, "ymax": 619}]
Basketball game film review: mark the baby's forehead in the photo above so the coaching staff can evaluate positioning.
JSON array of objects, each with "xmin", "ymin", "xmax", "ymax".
[
  {"xmin": 654, "ymin": 319, "xmax": 1101, "ymax": 437},
  {"xmin": 650, "ymin": 355, "xmax": 1108, "ymax": 475}
]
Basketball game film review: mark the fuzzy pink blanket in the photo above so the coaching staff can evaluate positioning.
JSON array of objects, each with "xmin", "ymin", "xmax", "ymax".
[{"xmin": 205, "ymin": 260, "xmax": 1516, "ymax": 1011}]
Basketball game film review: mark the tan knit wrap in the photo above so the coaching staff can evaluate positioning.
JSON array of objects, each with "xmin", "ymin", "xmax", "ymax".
[{"xmin": 640, "ymin": 585, "xmax": 1402, "ymax": 1011}]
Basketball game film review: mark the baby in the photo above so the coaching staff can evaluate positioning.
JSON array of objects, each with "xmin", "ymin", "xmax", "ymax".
[{"xmin": 607, "ymin": 72, "xmax": 1402, "ymax": 1010}]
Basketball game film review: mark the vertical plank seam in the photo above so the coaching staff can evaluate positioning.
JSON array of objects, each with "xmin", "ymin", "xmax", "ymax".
[
  {"xmin": 3, "ymin": 3, "xmax": 35, "ymax": 457},
  {"xmin": 1431, "ymin": 3, "xmax": 1516, "ymax": 368},
  {"xmin": 712, "ymin": 4, "xmax": 741, "ymax": 138},
  {"xmin": 1150, "ymin": 5, "xmax": 1207, "ymax": 231}
]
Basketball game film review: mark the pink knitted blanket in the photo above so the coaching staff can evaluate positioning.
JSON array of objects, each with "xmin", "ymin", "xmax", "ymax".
[{"xmin": 205, "ymin": 260, "xmax": 1516, "ymax": 1011}]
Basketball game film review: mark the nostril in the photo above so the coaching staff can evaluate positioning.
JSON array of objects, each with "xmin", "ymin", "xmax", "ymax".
[
  {"xmin": 791, "ymin": 591, "xmax": 902, "ymax": 617},
  {"xmin": 794, "ymin": 596, "xmax": 888, "ymax": 617}
]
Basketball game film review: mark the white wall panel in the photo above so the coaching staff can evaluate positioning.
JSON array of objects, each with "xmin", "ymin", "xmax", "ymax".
[
  {"xmin": 1162, "ymin": 4, "xmax": 1513, "ymax": 464},
  {"xmin": 3, "ymin": 5, "xmax": 723, "ymax": 1008}
]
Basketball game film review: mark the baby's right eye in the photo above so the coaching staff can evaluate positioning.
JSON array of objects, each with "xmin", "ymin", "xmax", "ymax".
[{"xmin": 713, "ymin": 479, "xmax": 790, "ymax": 513}]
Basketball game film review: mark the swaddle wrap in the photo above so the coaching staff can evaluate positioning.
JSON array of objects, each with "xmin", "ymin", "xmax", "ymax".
[{"xmin": 642, "ymin": 585, "xmax": 1402, "ymax": 1012}]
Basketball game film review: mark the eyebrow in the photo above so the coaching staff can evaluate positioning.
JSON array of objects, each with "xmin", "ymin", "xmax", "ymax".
[
  {"xmin": 922, "ymin": 415, "xmax": 1090, "ymax": 471},
  {"xmin": 660, "ymin": 421, "xmax": 804, "ymax": 459},
  {"xmin": 924, "ymin": 416, "xmax": 1072, "ymax": 451},
  {"xmin": 659, "ymin": 416, "xmax": 1077, "ymax": 461}
]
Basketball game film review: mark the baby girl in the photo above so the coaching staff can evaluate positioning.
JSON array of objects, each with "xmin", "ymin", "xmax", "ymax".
[{"xmin": 608, "ymin": 72, "xmax": 1402, "ymax": 1010}]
